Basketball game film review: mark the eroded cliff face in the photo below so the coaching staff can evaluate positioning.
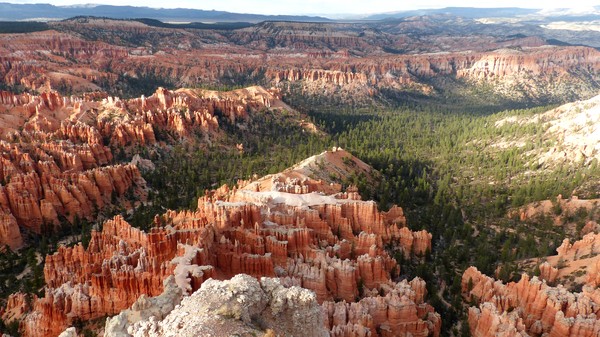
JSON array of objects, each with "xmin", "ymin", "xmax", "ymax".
[
  {"xmin": 0, "ymin": 125, "xmax": 144, "ymax": 250},
  {"xmin": 4, "ymin": 149, "xmax": 439, "ymax": 337},
  {"xmin": 0, "ymin": 86, "xmax": 301, "ymax": 250},
  {"xmin": 323, "ymin": 277, "xmax": 440, "ymax": 337},
  {"xmin": 109, "ymin": 274, "xmax": 438, "ymax": 337},
  {"xmin": 502, "ymin": 194, "xmax": 600, "ymax": 290},
  {"xmin": 0, "ymin": 86, "xmax": 287, "ymax": 146},
  {"xmin": 462, "ymin": 208, "xmax": 600, "ymax": 337},
  {"xmin": 0, "ymin": 89, "xmax": 137, "ymax": 249},
  {"xmin": 537, "ymin": 231, "xmax": 600, "ymax": 289},
  {"xmin": 462, "ymin": 266, "xmax": 600, "ymax": 337},
  {"xmin": 1, "ymin": 21, "xmax": 598, "ymax": 103}
]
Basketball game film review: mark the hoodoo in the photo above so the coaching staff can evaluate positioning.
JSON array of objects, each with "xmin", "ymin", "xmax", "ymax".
[{"xmin": 4, "ymin": 149, "xmax": 440, "ymax": 337}]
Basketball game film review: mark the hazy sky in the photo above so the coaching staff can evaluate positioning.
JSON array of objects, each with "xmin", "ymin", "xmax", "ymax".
[{"xmin": 5, "ymin": 0, "xmax": 600, "ymax": 15}]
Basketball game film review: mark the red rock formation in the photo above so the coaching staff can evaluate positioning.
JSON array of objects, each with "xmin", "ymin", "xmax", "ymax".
[
  {"xmin": 0, "ymin": 145, "xmax": 143, "ymax": 234},
  {"xmin": 534, "ymin": 231, "xmax": 600, "ymax": 288},
  {"xmin": 323, "ymin": 277, "xmax": 441, "ymax": 337},
  {"xmin": 513, "ymin": 195, "xmax": 600, "ymax": 225},
  {"xmin": 11, "ymin": 215, "xmax": 214, "ymax": 337},
  {"xmin": 462, "ymin": 267, "xmax": 600, "ymax": 337},
  {"xmin": 0, "ymin": 89, "xmax": 147, "ymax": 246},
  {"xmin": 1, "ymin": 292, "xmax": 31, "ymax": 323},
  {"xmin": 270, "ymin": 68, "xmax": 369, "ymax": 86},
  {"xmin": 9, "ymin": 150, "xmax": 438, "ymax": 337},
  {"xmin": 0, "ymin": 212, "xmax": 23, "ymax": 250},
  {"xmin": 0, "ymin": 83, "xmax": 296, "ymax": 248},
  {"xmin": 1, "ymin": 85, "xmax": 291, "ymax": 148},
  {"xmin": 587, "ymin": 259, "xmax": 600, "ymax": 287},
  {"xmin": 468, "ymin": 302, "xmax": 528, "ymax": 337},
  {"xmin": 556, "ymin": 232, "xmax": 600, "ymax": 258},
  {"xmin": 1, "ymin": 22, "xmax": 598, "ymax": 102},
  {"xmin": 456, "ymin": 47, "xmax": 599, "ymax": 82},
  {"xmin": 539, "ymin": 261, "xmax": 559, "ymax": 283}
]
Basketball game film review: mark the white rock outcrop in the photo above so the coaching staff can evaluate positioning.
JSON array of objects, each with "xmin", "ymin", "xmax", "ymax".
[
  {"xmin": 57, "ymin": 327, "xmax": 77, "ymax": 337},
  {"xmin": 105, "ymin": 274, "xmax": 328, "ymax": 337},
  {"xmin": 104, "ymin": 276, "xmax": 183, "ymax": 337}
]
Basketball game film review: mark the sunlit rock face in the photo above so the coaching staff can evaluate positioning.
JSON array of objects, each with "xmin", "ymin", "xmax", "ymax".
[
  {"xmin": 0, "ymin": 85, "xmax": 294, "ymax": 250},
  {"xmin": 5, "ymin": 149, "xmax": 439, "ymax": 337},
  {"xmin": 462, "ymin": 266, "xmax": 600, "ymax": 337},
  {"xmin": 1, "ymin": 23, "xmax": 598, "ymax": 103}
]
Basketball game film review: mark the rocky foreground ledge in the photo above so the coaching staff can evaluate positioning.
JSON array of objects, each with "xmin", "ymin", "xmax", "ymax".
[{"xmin": 103, "ymin": 274, "xmax": 327, "ymax": 337}]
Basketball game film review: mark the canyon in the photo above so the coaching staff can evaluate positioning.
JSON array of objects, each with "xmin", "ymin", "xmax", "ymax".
[
  {"xmin": 0, "ymin": 85, "xmax": 306, "ymax": 250},
  {"xmin": 2, "ymin": 149, "xmax": 440, "ymax": 336},
  {"xmin": 0, "ymin": 10, "xmax": 599, "ymax": 337},
  {"xmin": 0, "ymin": 18, "xmax": 598, "ymax": 105}
]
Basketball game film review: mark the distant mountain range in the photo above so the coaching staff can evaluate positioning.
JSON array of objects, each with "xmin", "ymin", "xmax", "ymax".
[
  {"xmin": 363, "ymin": 7, "xmax": 540, "ymax": 20},
  {"xmin": 363, "ymin": 6, "xmax": 600, "ymax": 21},
  {"xmin": 1, "ymin": 2, "xmax": 600, "ymax": 23},
  {"xmin": 0, "ymin": 2, "xmax": 332, "ymax": 22}
]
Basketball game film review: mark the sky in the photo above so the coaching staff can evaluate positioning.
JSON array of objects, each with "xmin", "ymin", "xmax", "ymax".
[{"xmin": 4, "ymin": 0, "xmax": 600, "ymax": 16}]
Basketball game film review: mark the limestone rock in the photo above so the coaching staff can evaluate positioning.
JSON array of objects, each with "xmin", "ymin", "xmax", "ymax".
[
  {"xmin": 104, "ymin": 276, "xmax": 183, "ymax": 337},
  {"xmin": 119, "ymin": 275, "xmax": 328, "ymax": 337},
  {"xmin": 462, "ymin": 267, "xmax": 600, "ymax": 337},
  {"xmin": 57, "ymin": 327, "xmax": 77, "ymax": 337}
]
